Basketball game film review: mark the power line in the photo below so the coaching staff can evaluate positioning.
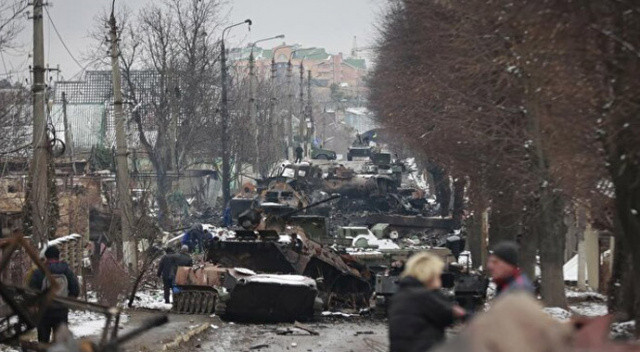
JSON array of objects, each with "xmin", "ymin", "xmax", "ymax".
[{"xmin": 44, "ymin": 6, "xmax": 83, "ymax": 70}]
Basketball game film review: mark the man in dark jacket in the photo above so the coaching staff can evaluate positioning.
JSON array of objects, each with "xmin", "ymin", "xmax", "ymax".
[
  {"xmin": 157, "ymin": 247, "xmax": 176, "ymax": 304},
  {"xmin": 294, "ymin": 145, "xmax": 303, "ymax": 163},
  {"xmin": 175, "ymin": 245, "xmax": 193, "ymax": 267},
  {"xmin": 487, "ymin": 241, "xmax": 535, "ymax": 297},
  {"xmin": 29, "ymin": 245, "xmax": 80, "ymax": 343},
  {"xmin": 389, "ymin": 252, "xmax": 466, "ymax": 352}
]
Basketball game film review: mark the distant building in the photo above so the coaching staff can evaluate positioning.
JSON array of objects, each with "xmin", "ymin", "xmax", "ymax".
[
  {"xmin": 50, "ymin": 70, "xmax": 162, "ymax": 154},
  {"xmin": 229, "ymin": 43, "xmax": 367, "ymax": 90}
]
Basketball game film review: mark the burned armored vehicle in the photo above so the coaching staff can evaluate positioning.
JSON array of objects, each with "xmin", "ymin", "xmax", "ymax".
[
  {"xmin": 339, "ymin": 226, "xmax": 488, "ymax": 315},
  {"xmin": 207, "ymin": 198, "xmax": 373, "ymax": 310},
  {"xmin": 172, "ymin": 265, "xmax": 320, "ymax": 322}
]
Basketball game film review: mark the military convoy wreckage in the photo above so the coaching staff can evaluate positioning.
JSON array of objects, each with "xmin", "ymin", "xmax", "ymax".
[
  {"xmin": 171, "ymin": 142, "xmax": 488, "ymax": 321},
  {"xmin": 172, "ymin": 197, "xmax": 372, "ymax": 321}
]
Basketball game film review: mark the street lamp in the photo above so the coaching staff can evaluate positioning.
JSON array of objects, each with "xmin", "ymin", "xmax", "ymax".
[
  {"xmin": 220, "ymin": 19, "xmax": 251, "ymax": 205},
  {"xmin": 250, "ymin": 34, "xmax": 285, "ymax": 79}
]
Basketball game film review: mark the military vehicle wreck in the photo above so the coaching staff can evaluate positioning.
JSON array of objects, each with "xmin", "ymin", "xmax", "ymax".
[
  {"xmin": 208, "ymin": 197, "xmax": 373, "ymax": 311},
  {"xmin": 172, "ymin": 265, "xmax": 320, "ymax": 322},
  {"xmin": 339, "ymin": 226, "xmax": 488, "ymax": 314}
]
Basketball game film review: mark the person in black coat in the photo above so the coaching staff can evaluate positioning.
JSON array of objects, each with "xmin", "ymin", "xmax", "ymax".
[
  {"xmin": 157, "ymin": 247, "xmax": 176, "ymax": 304},
  {"xmin": 388, "ymin": 252, "xmax": 466, "ymax": 352},
  {"xmin": 157, "ymin": 246, "xmax": 194, "ymax": 304},
  {"xmin": 29, "ymin": 246, "xmax": 80, "ymax": 343},
  {"xmin": 294, "ymin": 145, "xmax": 304, "ymax": 163}
]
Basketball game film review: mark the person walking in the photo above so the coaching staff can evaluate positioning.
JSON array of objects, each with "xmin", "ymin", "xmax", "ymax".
[
  {"xmin": 175, "ymin": 245, "xmax": 194, "ymax": 268},
  {"xmin": 487, "ymin": 241, "xmax": 535, "ymax": 297},
  {"xmin": 29, "ymin": 245, "xmax": 80, "ymax": 343},
  {"xmin": 157, "ymin": 247, "xmax": 177, "ymax": 304},
  {"xmin": 294, "ymin": 145, "xmax": 304, "ymax": 163},
  {"xmin": 388, "ymin": 252, "xmax": 466, "ymax": 352}
]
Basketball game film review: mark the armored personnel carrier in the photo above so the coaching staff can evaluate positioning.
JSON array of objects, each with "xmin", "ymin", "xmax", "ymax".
[
  {"xmin": 340, "ymin": 227, "xmax": 488, "ymax": 315},
  {"xmin": 172, "ymin": 265, "xmax": 320, "ymax": 322},
  {"xmin": 207, "ymin": 197, "xmax": 373, "ymax": 310}
]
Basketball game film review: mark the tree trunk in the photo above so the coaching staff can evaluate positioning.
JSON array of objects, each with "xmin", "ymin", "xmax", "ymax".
[
  {"xmin": 156, "ymin": 169, "xmax": 171, "ymax": 229},
  {"xmin": 452, "ymin": 177, "xmax": 465, "ymax": 228},
  {"xmin": 488, "ymin": 198, "xmax": 520, "ymax": 247},
  {"xmin": 611, "ymin": 168, "xmax": 640, "ymax": 335},
  {"xmin": 538, "ymin": 191, "xmax": 567, "ymax": 308},
  {"xmin": 608, "ymin": 240, "xmax": 636, "ymax": 318},
  {"xmin": 519, "ymin": 206, "xmax": 538, "ymax": 284},
  {"xmin": 467, "ymin": 211, "xmax": 483, "ymax": 269},
  {"xmin": 426, "ymin": 162, "xmax": 451, "ymax": 217}
]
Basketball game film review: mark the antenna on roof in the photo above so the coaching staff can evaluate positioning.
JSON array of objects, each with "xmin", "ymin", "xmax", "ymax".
[{"xmin": 351, "ymin": 36, "xmax": 358, "ymax": 59}]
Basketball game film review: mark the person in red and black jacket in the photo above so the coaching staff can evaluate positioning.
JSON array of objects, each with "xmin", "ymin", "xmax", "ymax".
[{"xmin": 487, "ymin": 241, "xmax": 535, "ymax": 297}]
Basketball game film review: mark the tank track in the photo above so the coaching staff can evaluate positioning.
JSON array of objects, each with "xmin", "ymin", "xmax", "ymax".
[{"xmin": 172, "ymin": 290, "xmax": 217, "ymax": 314}]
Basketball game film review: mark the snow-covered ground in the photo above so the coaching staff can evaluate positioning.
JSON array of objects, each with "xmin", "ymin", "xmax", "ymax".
[
  {"xmin": 125, "ymin": 289, "xmax": 173, "ymax": 311},
  {"xmin": 611, "ymin": 320, "xmax": 636, "ymax": 339},
  {"xmin": 542, "ymin": 288, "xmax": 637, "ymax": 339},
  {"xmin": 68, "ymin": 310, "xmax": 129, "ymax": 337},
  {"xmin": 545, "ymin": 288, "xmax": 609, "ymax": 321},
  {"xmin": 321, "ymin": 311, "xmax": 359, "ymax": 318}
]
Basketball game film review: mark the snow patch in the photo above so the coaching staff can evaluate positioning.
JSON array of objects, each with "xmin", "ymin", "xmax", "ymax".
[
  {"xmin": 0, "ymin": 345, "xmax": 20, "ymax": 352},
  {"xmin": 611, "ymin": 321, "xmax": 636, "ymax": 339},
  {"xmin": 68, "ymin": 310, "xmax": 129, "ymax": 337},
  {"xmin": 234, "ymin": 267, "xmax": 257, "ymax": 276},
  {"xmin": 571, "ymin": 302, "xmax": 608, "ymax": 317},
  {"xmin": 244, "ymin": 274, "xmax": 317, "ymax": 288},
  {"xmin": 544, "ymin": 307, "xmax": 572, "ymax": 321},
  {"xmin": 321, "ymin": 311, "xmax": 359, "ymax": 318},
  {"xmin": 125, "ymin": 290, "xmax": 173, "ymax": 311},
  {"xmin": 565, "ymin": 288, "xmax": 606, "ymax": 301},
  {"xmin": 351, "ymin": 233, "xmax": 400, "ymax": 250}
]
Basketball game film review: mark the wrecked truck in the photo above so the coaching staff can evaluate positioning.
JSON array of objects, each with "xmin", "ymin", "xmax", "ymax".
[{"xmin": 172, "ymin": 265, "xmax": 321, "ymax": 322}]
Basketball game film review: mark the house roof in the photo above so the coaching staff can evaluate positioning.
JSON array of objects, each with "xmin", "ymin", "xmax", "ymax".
[
  {"xmin": 50, "ymin": 70, "xmax": 162, "ymax": 151},
  {"xmin": 292, "ymin": 47, "xmax": 330, "ymax": 61},
  {"xmin": 344, "ymin": 58, "xmax": 366, "ymax": 70}
]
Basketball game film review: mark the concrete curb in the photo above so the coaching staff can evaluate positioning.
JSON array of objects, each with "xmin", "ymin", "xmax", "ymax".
[{"xmin": 162, "ymin": 323, "xmax": 210, "ymax": 350}]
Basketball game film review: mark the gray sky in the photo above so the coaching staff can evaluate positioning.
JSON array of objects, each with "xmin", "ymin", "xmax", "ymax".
[{"xmin": 2, "ymin": 0, "xmax": 384, "ymax": 83}]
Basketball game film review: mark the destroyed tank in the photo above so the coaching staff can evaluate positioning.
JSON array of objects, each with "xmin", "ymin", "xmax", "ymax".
[
  {"xmin": 173, "ymin": 265, "xmax": 321, "ymax": 322},
  {"xmin": 229, "ymin": 164, "xmax": 320, "ymax": 221},
  {"xmin": 207, "ymin": 196, "xmax": 373, "ymax": 310},
  {"xmin": 340, "ymin": 227, "xmax": 488, "ymax": 315}
]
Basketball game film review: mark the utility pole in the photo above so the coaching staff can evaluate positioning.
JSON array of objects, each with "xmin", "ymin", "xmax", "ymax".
[
  {"xmin": 249, "ymin": 36, "xmax": 283, "ymax": 175},
  {"xmin": 248, "ymin": 49, "xmax": 258, "ymax": 170},
  {"xmin": 61, "ymin": 92, "xmax": 76, "ymax": 175},
  {"xmin": 306, "ymin": 70, "xmax": 314, "ymax": 156},
  {"xmin": 109, "ymin": 5, "xmax": 137, "ymax": 272},
  {"xmin": 30, "ymin": 0, "xmax": 50, "ymax": 245},
  {"xmin": 298, "ymin": 60, "xmax": 305, "ymax": 152},
  {"xmin": 286, "ymin": 59, "xmax": 294, "ymax": 159},
  {"xmin": 220, "ymin": 19, "xmax": 251, "ymax": 205}
]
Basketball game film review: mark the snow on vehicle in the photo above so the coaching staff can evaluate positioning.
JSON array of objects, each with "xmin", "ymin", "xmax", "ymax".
[{"xmin": 172, "ymin": 265, "xmax": 320, "ymax": 322}]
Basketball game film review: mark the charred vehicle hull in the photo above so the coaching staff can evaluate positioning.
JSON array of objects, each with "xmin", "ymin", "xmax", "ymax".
[
  {"xmin": 348, "ymin": 248, "xmax": 487, "ymax": 315},
  {"xmin": 206, "ymin": 232, "xmax": 372, "ymax": 310},
  {"xmin": 173, "ymin": 265, "xmax": 320, "ymax": 322}
]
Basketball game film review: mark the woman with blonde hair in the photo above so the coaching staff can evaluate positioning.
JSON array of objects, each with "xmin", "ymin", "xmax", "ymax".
[{"xmin": 388, "ymin": 252, "xmax": 466, "ymax": 352}]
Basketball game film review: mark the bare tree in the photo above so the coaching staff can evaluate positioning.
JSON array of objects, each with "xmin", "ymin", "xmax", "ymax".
[
  {"xmin": 0, "ymin": 0, "xmax": 27, "ymax": 52},
  {"xmin": 103, "ymin": 0, "xmax": 224, "ymax": 228}
]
